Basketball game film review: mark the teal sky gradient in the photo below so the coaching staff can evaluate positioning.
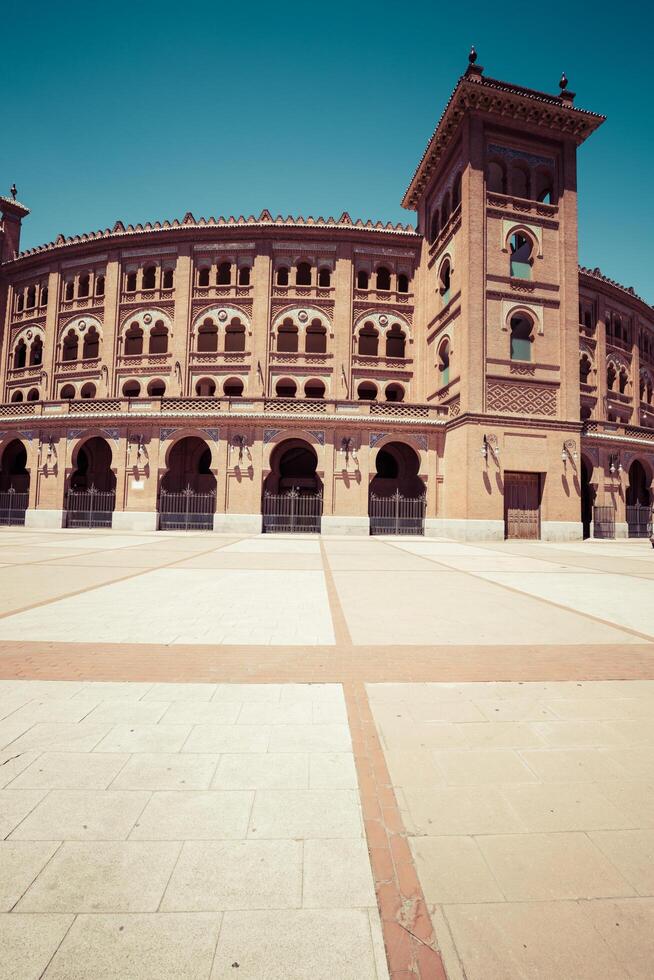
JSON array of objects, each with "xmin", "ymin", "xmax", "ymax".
[{"xmin": 2, "ymin": 0, "xmax": 652, "ymax": 302}]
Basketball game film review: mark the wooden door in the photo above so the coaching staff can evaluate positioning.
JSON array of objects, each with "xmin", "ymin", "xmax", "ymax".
[{"xmin": 504, "ymin": 472, "xmax": 541, "ymax": 540}]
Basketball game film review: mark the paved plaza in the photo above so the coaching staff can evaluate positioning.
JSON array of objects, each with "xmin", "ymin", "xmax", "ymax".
[{"xmin": 1, "ymin": 530, "xmax": 654, "ymax": 978}]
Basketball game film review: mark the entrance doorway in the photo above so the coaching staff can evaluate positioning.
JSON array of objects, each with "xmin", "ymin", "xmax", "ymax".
[
  {"xmin": 626, "ymin": 460, "xmax": 652, "ymax": 538},
  {"xmin": 369, "ymin": 441, "xmax": 425, "ymax": 535},
  {"xmin": 580, "ymin": 456, "xmax": 596, "ymax": 539},
  {"xmin": 262, "ymin": 439, "xmax": 323, "ymax": 532},
  {"xmin": 158, "ymin": 437, "xmax": 217, "ymax": 530},
  {"xmin": 0, "ymin": 439, "xmax": 29, "ymax": 526},
  {"xmin": 66, "ymin": 437, "xmax": 116, "ymax": 527},
  {"xmin": 504, "ymin": 471, "xmax": 541, "ymax": 540}
]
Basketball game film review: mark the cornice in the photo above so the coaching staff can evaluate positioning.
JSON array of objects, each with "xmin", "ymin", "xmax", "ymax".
[{"xmin": 579, "ymin": 266, "xmax": 654, "ymax": 318}]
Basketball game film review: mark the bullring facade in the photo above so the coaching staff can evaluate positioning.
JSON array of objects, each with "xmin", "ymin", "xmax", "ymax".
[{"xmin": 1, "ymin": 53, "xmax": 653, "ymax": 538}]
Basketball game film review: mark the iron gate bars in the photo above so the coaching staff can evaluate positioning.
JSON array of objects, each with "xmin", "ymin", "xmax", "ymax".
[
  {"xmin": 262, "ymin": 489, "xmax": 323, "ymax": 533},
  {"xmin": 65, "ymin": 486, "xmax": 115, "ymax": 528},
  {"xmin": 0, "ymin": 488, "xmax": 29, "ymax": 526},
  {"xmin": 158, "ymin": 486, "xmax": 216, "ymax": 531},
  {"xmin": 369, "ymin": 491, "xmax": 426, "ymax": 536},
  {"xmin": 593, "ymin": 505, "xmax": 616, "ymax": 539},
  {"xmin": 626, "ymin": 502, "xmax": 653, "ymax": 538}
]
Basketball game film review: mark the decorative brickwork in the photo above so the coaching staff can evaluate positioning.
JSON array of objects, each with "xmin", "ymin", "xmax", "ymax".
[{"xmin": 486, "ymin": 380, "xmax": 558, "ymax": 417}]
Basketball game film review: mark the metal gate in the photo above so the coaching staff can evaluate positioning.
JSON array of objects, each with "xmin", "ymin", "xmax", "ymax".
[
  {"xmin": 262, "ymin": 490, "xmax": 323, "ymax": 533},
  {"xmin": 65, "ymin": 487, "xmax": 115, "ymax": 528},
  {"xmin": 369, "ymin": 491, "xmax": 426, "ymax": 536},
  {"xmin": 592, "ymin": 506, "xmax": 616, "ymax": 539},
  {"xmin": 0, "ymin": 488, "xmax": 29, "ymax": 526},
  {"xmin": 626, "ymin": 503, "xmax": 653, "ymax": 538},
  {"xmin": 158, "ymin": 487, "xmax": 216, "ymax": 531},
  {"xmin": 504, "ymin": 472, "xmax": 541, "ymax": 540}
]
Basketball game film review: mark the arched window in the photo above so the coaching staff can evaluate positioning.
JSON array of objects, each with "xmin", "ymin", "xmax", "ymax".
[
  {"xmin": 296, "ymin": 262, "xmax": 312, "ymax": 286},
  {"xmin": 225, "ymin": 318, "xmax": 246, "ymax": 353},
  {"xmin": 385, "ymin": 383, "xmax": 404, "ymax": 403},
  {"xmin": 397, "ymin": 273, "xmax": 409, "ymax": 294},
  {"xmin": 305, "ymin": 379, "xmax": 326, "ymax": 399},
  {"xmin": 277, "ymin": 266, "xmax": 289, "ymax": 286},
  {"xmin": 318, "ymin": 267, "xmax": 331, "ymax": 287},
  {"xmin": 40, "ymin": 285, "xmax": 48, "ymax": 306},
  {"xmin": 217, "ymin": 262, "xmax": 231, "ymax": 285},
  {"xmin": 510, "ymin": 314, "xmax": 533, "ymax": 361},
  {"xmin": 26, "ymin": 285, "xmax": 36, "ymax": 308},
  {"xmin": 64, "ymin": 280, "xmax": 74, "ymax": 301},
  {"xmin": 122, "ymin": 380, "xmax": 141, "ymax": 397},
  {"xmin": 452, "ymin": 173, "xmax": 462, "ymax": 210},
  {"xmin": 358, "ymin": 322, "xmax": 379, "ymax": 357},
  {"xmin": 580, "ymin": 355, "xmax": 592, "ymax": 384},
  {"xmin": 357, "ymin": 269, "xmax": 369, "ymax": 290},
  {"xmin": 125, "ymin": 271, "xmax": 137, "ymax": 292},
  {"xmin": 81, "ymin": 382, "xmax": 96, "ymax": 399},
  {"xmin": 438, "ymin": 339, "xmax": 450, "ymax": 386},
  {"xmin": 509, "ymin": 232, "xmax": 533, "ymax": 279},
  {"xmin": 238, "ymin": 266, "xmax": 251, "ymax": 286},
  {"xmin": 11, "ymin": 390, "xmax": 23, "ymax": 402},
  {"xmin": 162, "ymin": 268, "xmax": 174, "ymax": 289},
  {"xmin": 29, "ymin": 337, "xmax": 43, "ymax": 366},
  {"xmin": 149, "ymin": 321, "xmax": 169, "ymax": 355},
  {"xmin": 534, "ymin": 168, "xmax": 554, "ymax": 204},
  {"xmin": 357, "ymin": 381, "xmax": 377, "ymax": 401},
  {"xmin": 95, "ymin": 275, "xmax": 105, "ymax": 297},
  {"xmin": 511, "ymin": 164, "xmax": 530, "ymax": 199},
  {"xmin": 142, "ymin": 266, "xmax": 156, "ymax": 290},
  {"xmin": 277, "ymin": 320, "xmax": 298, "ymax": 353},
  {"xmin": 82, "ymin": 326, "xmax": 100, "ymax": 360},
  {"xmin": 124, "ymin": 323, "xmax": 144, "ymax": 356},
  {"xmin": 198, "ymin": 319, "xmax": 218, "ymax": 353},
  {"xmin": 619, "ymin": 368, "xmax": 629, "ymax": 394},
  {"xmin": 198, "ymin": 267, "xmax": 210, "ymax": 287},
  {"xmin": 376, "ymin": 266, "xmax": 391, "ymax": 291},
  {"xmin": 439, "ymin": 258, "xmax": 451, "ymax": 304},
  {"xmin": 60, "ymin": 384, "xmax": 75, "ymax": 400},
  {"xmin": 487, "ymin": 161, "xmax": 506, "ymax": 194},
  {"xmin": 441, "ymin": 192, "xmax": 451, "ymax": 225},
  {"xmin": 607, "ymin": 363, "xmax": 617, "ymax": 391},
  {"xmin": 224, "ymin": 377, "xmax": 244, "ymax": 398},
  {"xmin": 62, "ymin": 329, "xmax": 79, "ymax": 362},
  {"xmin": 27, "ymin": 388, "xmax": 39, "ymax": 402},
  {"xmin": 385, "ymin": 324, "xmax": 406, "ymax": 359},
  {"xmin": 195, "ymin": 378, "xmax": 216, "ymax": 396},
  {"xmin": 275, "ymin": 378, "xmax": 297, "ymax": 398},
  {"xmin": 14, "ymin": 340, "xmax": 27, "ymax": 369},
  {"xmin": 306, "ymin": 319, "xmax": 327, "ymax": 354},
  {"xmin": 16, "ymin": 292, "xmax": 24, "ymax": 312},
  {"xmin": 78, "ymin": 274, "xmax": 90, "ymax": 298},
  {"xmin": 429, "ymin": 209, "xmax": 440, "ymax": 243},
  {"xmin": 147, "ymin": 379, "xmax": 166, "ymax": 397}
]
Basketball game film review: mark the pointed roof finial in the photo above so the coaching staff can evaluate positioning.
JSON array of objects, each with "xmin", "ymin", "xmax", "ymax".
[
  {"xmin": 469, "ymin": 45, "xmax": 477, "ymax": 65},
  {"xmin": 10, "ymin": 183, "xmax": 17, "ymax": 200},
  {"xmin": 559, "ymin": 72, "xmax": 568, "ymax": 91},
  {"xmin": 465, "ymin": 44, "xmax": 483, "ymax": 79}
]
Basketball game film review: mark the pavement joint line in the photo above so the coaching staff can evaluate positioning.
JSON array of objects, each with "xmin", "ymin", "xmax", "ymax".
[
  {"xmin": 0, "ymin": 535, "xmax": 245, "ymax": 623},
  {"xmin": 319, "ymin": 538, "xmax": 353, "ymax": 648}
]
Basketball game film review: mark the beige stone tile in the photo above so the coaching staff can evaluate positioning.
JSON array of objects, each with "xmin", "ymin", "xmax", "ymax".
[
  {"xmin": 237, "ymin": 701, "xmax": 313, "ymax": 725},
  {"xmin": 9, "ymin": 752, "xmax": 130, "ymax": 790},
  {"xmin": 0, "ymin": 789, "xmax": 47, "ymax": 837},
  {"xmin": 583, "ymin": 898, "xmax": 654, "ymax": 979},
  {"xmin": 431, "ymin": 748, "xmax": 537, "ymax": 785},
  {"xmin": 0, "ymin": 692, "xmax": 49, "ymax": 720},
  {"xmin": 501, "ymin": 781, "xmax": 637, "ymax": 832},
  {"xmin": 474, "ymin": 698, "xmax": 557, "ymax": 722},
  {"xmin": 143, "ymin": 682, "xmax": 217, "ymax": 701},
  {"xmin": 519, "ymin": 747, "xmax": 629, "ymax": 782},
  {"xmin": 183, "ymin": 724, "xmax": 270, "ymax": 753},
  {"xmin": 81, "ymin": 700, "xmax": 169, "ymax": 725},
  {"xmin": 605, "ymin": 719, "xmax": 654, "ymax": 745},
  {"xmin": 10, "ymin": 790, "xmax": 149, "ymax": 840},
  {"xmin": 443, "ymin": 901, "xmax": 629, "ymax": 980},
  {"xmin": 402, "ymin": 785, "xmax": 526, "ymax": 836},
  {"xmin": 212, "ymin": 753, "xmax": 308, "ymax": 790},
  {"xmin": 590, "ymin": 830, "xmax": 654, "ymax": 895},
  {"xmin": 159, "ymin": 700, "xmax": 241, "ymax": 725},
  {"xmin": 211, "ymin": 909, "xmax": 378, "ymax": 980},
  {"xmin": 0, "ymin": 717, "xmax": 45, "ymax": 751},
  {"xmin": 384, "ymin": 747, "xmax": 444, "ymax": 787},
  {"xmin": 5, "ymin": 699, "xmax": 101, "ymax": 726},
  {"xmin": 162, "ymin": 839, "xmax": 301, "ymax": 910},
  {"xmin": 408, "ymin": 700, "xmax": 486, "ymax": 723},
  {"xmin": 544, "ymin": 698, "xmax": 654, "ymax": 721},
  {"xmin": 7, "ymin": 722, "xmax": 112, "ymax": 754},
  {"xmin": 43, "ymin": 912, "xmax": 221, "ymax": 980},
  {"xmin": 130, "ymin": 790, "xmax": 252, "ymax": 840},
  {"xmin": 531, "ymin": 720, "xmax": 624, "ymax": 748},
  {"xmin": 458, "ymin": 722, "xmax": 546, "ymax": 749},
  {"xmin": 312, "ymin": 700, "xmax": 348, "ymax": 724},
  {"xmin": 597, "ymin": 780, "xmax": 654, "ymax": 827},
  {"xmin": 309, "ymin": 753, "xmax": 358, "ymax": 789},
  {"xmin": 606, "ymin": 745, "xmax": 654, "ymax": 780},
  {"xmin": 1, "ymin": 681, "xmax": 86, "ymax": 701},
  {"xmin": 368, "ymin": 909, "xmax": 391, "ymax": 980},
  {"xmin": 302, "ymin": 838, "xmax": 375, "ymax": 908},
  {"xmin": 74, "ymin": 681, "xmax": 154, "ymax": 701},
  {"xmin": 268, "ymin": 723, "xmax": 351, "ymax": 753},
  {"xmin": 478, "ymin": 832, "xmax": 634, "ymax": 900},
  {"xmin": 16, "ymin": 840, "xmax": 179, "ymax": 912},
  {"xmin": 111, "ymin": 753, "xmax": 219, "ymax": 790},
  {"xmin": 0, "ymin": 749, "xmax": 40, "ymax": 789},
  {"xmin": 248, "ymin": 790, "xmax": 363, "ymax": 839},
  {"xmin": 0, "ymin": 912, "xmax": 75, "ymax": 980},
  {"xmin": 212, "ymin": 683, "xmax": 282, "ymax": 702},
  {"xmin": 279, "ymin": 683, "xmax": 342, "ymax": 702},
  {"xmin": 0, "ymin": 841, "xmax": 60, "ymax": 910},
  {"xmin": 94, "ymin": 724, "xmax": 192, "ymax": 753},
  {"xmin": 410, "ymin": 836, "xmax": 504, "ymax": 904}
]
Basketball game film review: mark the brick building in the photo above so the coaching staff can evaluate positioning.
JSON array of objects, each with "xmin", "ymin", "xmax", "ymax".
[{"xmin": 1, "ymin": 54, "xmax": 652, "ymax": 539}]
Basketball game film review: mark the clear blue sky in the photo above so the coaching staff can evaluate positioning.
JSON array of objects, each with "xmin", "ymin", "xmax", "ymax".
[{"xmin": 2, "ymin": 0, "xmax": 652, "ymax": 302}]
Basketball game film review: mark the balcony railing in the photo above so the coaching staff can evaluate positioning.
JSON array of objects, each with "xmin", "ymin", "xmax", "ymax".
[{"xmin": 583, "ymin": 419, "xmax": 654, "ymax": 443}]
